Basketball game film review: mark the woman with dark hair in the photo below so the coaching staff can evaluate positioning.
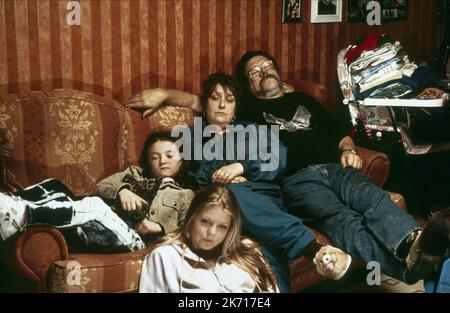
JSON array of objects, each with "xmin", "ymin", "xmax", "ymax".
[
  {"xmin": 140, "ymin": 184, "xmax": 278, "ymax": 293},
  {"xmin": 0, "ymin": 132, "xmax": 194, "ymax": 252},
  {"xmin": 167, "ymin": 72, "xmax": 352, "ymax": 292}
]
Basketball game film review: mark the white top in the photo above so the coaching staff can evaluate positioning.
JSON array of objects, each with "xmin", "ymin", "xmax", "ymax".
[{"xmin": 139, "ymin": 243, "xmax": 259, "ymax": 293}]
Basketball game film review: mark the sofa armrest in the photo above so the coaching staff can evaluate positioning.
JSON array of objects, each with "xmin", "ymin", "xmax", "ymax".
[
  {"xmin": 355, "ymin": 146, "xmax": 390, "ymax": 187},
  {"xmin": 0, "ymin": 155, "xmax": 8, "ymax": 192},
  {"xmin": 0, "ymin": 226, "xmax": 69, "ymax": 292}
]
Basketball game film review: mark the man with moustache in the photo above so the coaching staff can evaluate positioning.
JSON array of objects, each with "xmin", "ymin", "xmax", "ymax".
[{"xmin": 233, "ymin": 50, "xmax": 450, "ymax": 285}]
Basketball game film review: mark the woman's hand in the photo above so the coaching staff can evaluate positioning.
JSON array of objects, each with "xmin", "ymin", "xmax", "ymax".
[
  {"xmin": 118, "ymin": 188, "xmax": 148, "ymax": 211},
  {"xmin": 230, "ymin": 176, "xmax": 247, "ymax": 184},
  {"xmin": 340, "ymin": 150, "xmax": 363, "ymax": 170},
  {"xmin": 212, "ymin": 163, "xmax": 244, "ymax": 184},
  {"xmin": 125, "ymin": 88, "xmax": 169, "ymax": 118}
]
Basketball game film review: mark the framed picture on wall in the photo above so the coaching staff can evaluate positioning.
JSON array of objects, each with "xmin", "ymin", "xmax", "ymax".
[
  {"xmin": 282, "ymin": 0, "xmax": 302, "ymax": 23},
  {"xmin": 347, "ymin": 0, "xmax": 370, "ymax": 22},
  {"xmin": 347, "ymin": 0, "xmax": 408, "ymax": 23},
  {"xmin": 311, "ymin": 0, "xmax": 342, "ymax": 23},
  {"xmin": 380, "ymin": 0, "xmax": 408, "ymax": 21}
]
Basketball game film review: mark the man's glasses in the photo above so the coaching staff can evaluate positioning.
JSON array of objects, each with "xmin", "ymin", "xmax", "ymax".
[{"xmin": 247, "ymin": 60, "xmax": 274, "ymax": 77}]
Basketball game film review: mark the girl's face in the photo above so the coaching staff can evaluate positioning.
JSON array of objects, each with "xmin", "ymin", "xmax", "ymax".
[
  {"xmin": 148, "ymin": 140, "xmax": 182, "ymax": 178},
  {"xmin": 190, "ymin": 204, "xmax": 232, "ymax": 252},
  {"xmin": 205, "ymin": 84, "xmax": 236, "ymax": 130}
]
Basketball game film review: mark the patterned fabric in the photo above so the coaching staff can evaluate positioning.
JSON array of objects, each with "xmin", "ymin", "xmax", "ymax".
[
  {"xmin": 263, "ymin": 106, "xmax": 312, "ymax": 132},
  {"xmin": 47, "ymin": 248, "xmax": 152, "ymax": 293},
  {"xmin": 122, "ymin": 105, "xmax": 195, "ymax": 166},
  {"xmin": 110, "ymin": 175, "xmax": 161, "ymax": 224},
  {"xmin": 146, "ymin": 105, "xmax": 195, "ymax": 133},
  {"xmin": 0, "ymin": 90, "xmax": 138, "ymax": 195}
]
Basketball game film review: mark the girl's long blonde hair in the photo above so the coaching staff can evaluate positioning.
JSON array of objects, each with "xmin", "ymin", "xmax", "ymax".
[{"xmin": 155, "ymin": 184, "xmax": 278, "ymax": 292}]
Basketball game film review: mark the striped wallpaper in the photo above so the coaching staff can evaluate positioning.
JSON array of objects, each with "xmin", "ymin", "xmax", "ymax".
[{"xmin": 0, "ymin": 0, "xmax": 439, "ymax": 110}]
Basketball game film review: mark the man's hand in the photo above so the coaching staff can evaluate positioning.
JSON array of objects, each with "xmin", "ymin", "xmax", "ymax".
[
  {"xmin": 126, "ymin": 88, "xmax": 169, "ymax": 118},
  {"xmin": 212, "ymin": 163, "xmax": 245, "ymax": 184},
  {"xmin": 118, "ymin": 188, "xmax": 148, "ymax": 211},
  {"xmin": 340, "ymin": 150, "xmax": 363, "ymax": 170}
]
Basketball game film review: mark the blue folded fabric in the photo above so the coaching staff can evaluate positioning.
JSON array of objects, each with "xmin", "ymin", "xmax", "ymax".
[
  {"xmin": 401, "ymin": 63, "xmax": 435, "ymax": 89},
  {"xmin": 355, "ymin": 79, "xmax": 402, "ymax": 99},
  {"xmin": 355, "ymin": 64, "xmax": 436, "ymax": 100}
]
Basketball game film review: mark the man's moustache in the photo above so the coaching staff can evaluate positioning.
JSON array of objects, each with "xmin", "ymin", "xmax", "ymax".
[{"xmin": 257, "ymin": 75, "xmax": 282, "ymax": 97}]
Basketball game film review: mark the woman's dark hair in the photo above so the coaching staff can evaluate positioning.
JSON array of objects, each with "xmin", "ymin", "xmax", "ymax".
[
  {"xmin": 139, "ymin": 132, "xmax": 188, "ymax": 186},
  {"xmin": 200, "ymin": 72, "xmax": 242, "ymax": 114},
  {"xmin": 234, "ymin": 50, "xmax": 280, "ymax": 91}
]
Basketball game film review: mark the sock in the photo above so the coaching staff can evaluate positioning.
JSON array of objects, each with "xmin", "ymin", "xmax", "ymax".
[
  {"xmin": 397, "ymin": 230, "xmax": 421, "ymax": 259},
  {"xmin": 405, "ymin": 212, "xmax": 450, "ymax": 281}
]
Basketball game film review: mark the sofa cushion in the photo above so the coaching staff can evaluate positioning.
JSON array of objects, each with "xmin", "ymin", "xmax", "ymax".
[
  {"xmin": 122, "ymin": 104, "xmax": 196, "ymax": 168},
  {"xmin": 46, "ymin": 246, "xmax": 153, "ymax": 293},
  {"xmin": 148, "ymin": 105, "xmax": 195, "ymax": 133},
  {"xmin": 0, "ymin": 90, "xmax": 133, "ymax": 195},
  {"xmin": 0, "ymin": 89, "xmax": 194, "ymax": 194}
]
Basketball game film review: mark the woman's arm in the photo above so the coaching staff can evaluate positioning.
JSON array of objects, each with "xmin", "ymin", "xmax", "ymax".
[
  {"xmin": 192, "ymin": 126, "xmax": 288, "ymax": 185},
  {"xmin": 126, "ymin": 89, "xmax": 201, "ymax": 118},
  {"xmin": 240, "ymin": 126, "xmax": 287, "ymax": 182}
]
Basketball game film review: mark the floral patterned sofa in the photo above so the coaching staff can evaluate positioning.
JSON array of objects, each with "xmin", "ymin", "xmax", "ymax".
[{"xmin": 0, "ymin": 82, "xmax": 400, "ymax": 292}]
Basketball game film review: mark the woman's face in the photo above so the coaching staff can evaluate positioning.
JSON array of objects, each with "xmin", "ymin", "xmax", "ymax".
[
  {"xmin": 190, "ymin": 204, "xmax": 232, "ymax": 252},
  {"xmin": 147, "ymin": 140, "xmax": 182, "ymax": 178},
  {"xmin": 205, "ymin": 84, "xmax": 236, "ymax": 130}
]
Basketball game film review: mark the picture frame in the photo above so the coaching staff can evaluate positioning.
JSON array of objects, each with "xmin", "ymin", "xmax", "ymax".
[
  {"xmin": 347, "ymin": 0, "xmax": 408, "ymax": 23},
  {"xmin": 381, "ymin": 0, "xmax": 408, "ymax": 21},
  {"xmin": 282, "ymin": 0, "xmax": 302, "ymax": 23},
  {"xmin": 311, "ymin": 0, "xmax": 342, "ymax": 23}
]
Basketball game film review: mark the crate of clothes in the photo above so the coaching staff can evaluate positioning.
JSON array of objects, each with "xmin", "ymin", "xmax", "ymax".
[{"xmin": 338, "ymin": 33, "xmax": 450, "ymax": 155}]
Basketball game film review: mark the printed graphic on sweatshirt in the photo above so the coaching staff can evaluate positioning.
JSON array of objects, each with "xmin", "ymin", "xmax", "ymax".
[{"xmin": 263, "ymin": 105, "xmax": 312, "ymax": 132}]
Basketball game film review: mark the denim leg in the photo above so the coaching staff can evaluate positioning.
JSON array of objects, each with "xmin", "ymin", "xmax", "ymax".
[
  {"xmin": 226, "ymin": 182, "xmax": 315, "ymax": 265},
  {"xmin": 325, "ymin": 164, "xmax": 421, "ymax": 256},
  {"xmin": 282, "ymin": 166, "xmax": 414, "ymax": 282},
  {"xmin": 259, "ymin": 243, "xmax": 293, "ymax": 293}
]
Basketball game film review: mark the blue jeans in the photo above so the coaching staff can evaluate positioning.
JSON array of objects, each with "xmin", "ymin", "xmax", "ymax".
[
  {"xmin": 282, "ymin": 163, "xmax": 421, "ymax": 282},
  {"xmin": 227, "ymin": 181, "xmax": 315, "ymax": 292}
]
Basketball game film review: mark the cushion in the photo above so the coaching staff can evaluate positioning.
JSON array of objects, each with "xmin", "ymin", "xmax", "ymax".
[
  {"xmin": 146, "ymin": 104, "xmax": 195, "ymax": 133},
  {"xmin": 122, "ymin": 104, "xmax": 196, "ymax": 166},
  {"xmin": 47, "ymin": 247, "xmax": 152, "ymax": 293},
  {"xmin": 0, "ymin": 90, "xmax": 131, "ymax": 195}
]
